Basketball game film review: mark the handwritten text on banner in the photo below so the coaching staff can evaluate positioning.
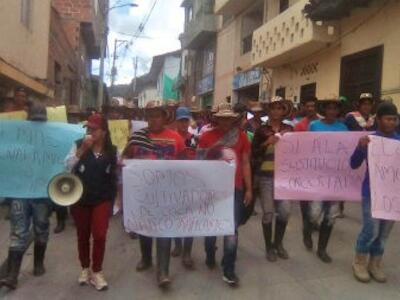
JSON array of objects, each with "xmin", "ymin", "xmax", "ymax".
[
  {"xmin": 123, "ymin": 160, "xmax": 235, "ymax": 238},
  {"xmin": 0, "ymin": 120, "xmax": 84, "ymax": 198},
  {"xmin": 369, "ymin": 135, "xmax": 400, "ymax": 221},
  {"xmin": 275, "ymin": 132, "xmax": 366, "ymax": 201}
]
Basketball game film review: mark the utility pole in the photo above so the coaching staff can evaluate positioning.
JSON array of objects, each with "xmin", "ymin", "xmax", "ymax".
[
  {"xmin": 133, "ymin": 56, "xmax": 138, "ymax": 94},
  {"xmin": 97, "ymin": 2, "xmax": 138, "ymax": 110},
  {"xmin": 110, "ymin": 39, "xmax": 129, "ymax": 99}
]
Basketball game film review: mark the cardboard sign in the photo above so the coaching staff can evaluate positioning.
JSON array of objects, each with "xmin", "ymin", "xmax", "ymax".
[
  {"xmin": 274, "ymin": 132, "xmax": 366, "ymax": 201},
  {"xmin": 369, "ymin": 135, "xmax": 400, "ymax": 221},
  {"xmin": 123, "ymin": 160, "xmax": 235, "ymax": 238},
  {"xmin": 0, "ymin": 121, "xmax": 84, "ymax": 198},
  {"xmin": 108, "ymin": 120, "xmax": 130, "ymax": 151},
  {"xmin": 46, "ymin": 106, "xmax": 67, "ymax": 123},
  {"xmin": 0, "ymin": 111, "xmax": 27, "ymax": 120}
]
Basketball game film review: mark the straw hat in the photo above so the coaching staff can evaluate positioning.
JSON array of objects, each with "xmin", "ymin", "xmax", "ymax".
[
  {"xmin": 267, "ymin": 96, "xmax": 293, "ymax": 118},
  {"xmin": 213, "ymin": 103, "xmax": 239, "ymax": 118}
]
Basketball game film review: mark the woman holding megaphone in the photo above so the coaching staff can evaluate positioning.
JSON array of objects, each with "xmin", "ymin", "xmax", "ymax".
[{"xmin": 64, "ymin": 113, "xmax": 118, "ymax": 291}]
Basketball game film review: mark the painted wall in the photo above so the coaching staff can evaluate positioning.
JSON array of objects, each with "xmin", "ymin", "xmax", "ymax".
[
  {"xmin": 263, "ymin": 1, "xmax": 400, "ymax": 105},
  {"xmin": 0, "ymin": 0, "xmax": 51, "ymax": 79}
]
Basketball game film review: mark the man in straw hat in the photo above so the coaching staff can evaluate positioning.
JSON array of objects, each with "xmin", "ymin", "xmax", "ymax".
[
  {"xmin": 123, "ymin": 100, "xmax": 185, "ymax": 288},
  {"xmin": 197, "ymin": 103, "xmax": 252, "ymax": 287},
  {"xmin": 252, "ymin": 96, "xmax": 293, "ymax": 263},
  {"xmin": 345, "ymin": 93, "xmax": 376, "ymax": 131},
  {"xmin": 307, "ymin": 97, "xmax": 348, "ymax": 263},
  {"xmin": 0, "ymin": 102, "xmax": 51, "ymax": 290}
]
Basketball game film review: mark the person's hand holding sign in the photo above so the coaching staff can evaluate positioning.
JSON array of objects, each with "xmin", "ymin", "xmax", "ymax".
[{"xmin": 358, "ymin": 136, "xmax": 370, "ymax": 149}]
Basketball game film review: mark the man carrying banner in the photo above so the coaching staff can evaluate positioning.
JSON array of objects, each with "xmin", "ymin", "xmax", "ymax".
[
  {"xmin": 198, "ymin": 103, "xmax": 252, "ymax": 287},
  {"xmin": 294, "ymin": 97, "xmax": 320, "ymax": 251},
  {"xmin": 308, "ymin": 98, "xmax": 348, "ymax": 263},
  {"xmin": 170, "ymin": 106, "xmax": 197, "ymax": 267},
  {"xmin": 350, "ymin": 101, "xmax": 399, "ymax": 283},
  {"xmin": 0, "ymin": 102, "xmax": 52, "ymax": 290},
  {"xmin": 123, "ymin": 101, "xmax": 185, "ymax": 288},
  {"xmin": 252, "ymin": 96, "xmax": 293, "ymax": 263}
]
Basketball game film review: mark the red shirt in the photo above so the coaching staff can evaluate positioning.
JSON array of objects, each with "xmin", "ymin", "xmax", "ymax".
[
  {"xmin": 294, "ymin": 117, "xmax": 313, "ymax": 132},
  {"xmin": 125, "ymin": 128, "xmax": 185, "ymax": 160},
  {"xmin": 198, "ymin": 128, "xmax": 250, "ymax": 189}
]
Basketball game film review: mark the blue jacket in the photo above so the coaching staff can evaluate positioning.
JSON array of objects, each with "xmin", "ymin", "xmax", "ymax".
[{"xmin": 350, "ymin": 131, "xmax": 400, "ymax": 198}]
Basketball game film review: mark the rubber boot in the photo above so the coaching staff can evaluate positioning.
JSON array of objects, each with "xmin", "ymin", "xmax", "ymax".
[
  {"xmin": 0, "ymin": 250, "xmax": 24, "ymax": 290},
  {"xmin": 33, "ymin": 243, "xmax": 47, "ymax": 276},
  {"xmin": 352, "ymin": 253, "xmax": 371, "ymax": 283},
  {"xmin": 274, "ymin": 220, "xmax": 289, "ymax": 259},
  {"xmin": 136, "ymin": 235, "xmax": 152, "ymax": 271},
  {"xmin": 171, "ymin": 238, "xmax": 182, "ymax": 257},
  {"xmin": 156, "ymin": 238, "xmax": 171, "ymax": 288},
  {"xmin": 53, "ymin": 208, "xmax": 66, "ymax": 234},
  {"xmin": 317, "ymin": 221, "xmax": 333, "ymax": 263},
  {"xmin": 205, "ymin": 236, "xmax": 217, "ymax": 269},
  {"xmin": 262, "ymin": 223, "xmax": 276, "ymax": 262},
  {"xmin": 300, "ymin": 202, "xmax": 313, "ymax": 251},
  {"xmin": 182, "ymin": 238, "xmax": 194, "ymax": 269},
  {"xmin": 368, "ymin": 256, "xmax": 387, "ymax": 283},
  {"xmin": 0, "ymin": 258, "xmax": 9, "ymax": 281}
]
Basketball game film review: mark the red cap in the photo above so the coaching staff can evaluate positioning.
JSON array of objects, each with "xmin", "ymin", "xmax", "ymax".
[{"xmin": 85, "ymin": 113, "xmax": 103, "ymax": 130}]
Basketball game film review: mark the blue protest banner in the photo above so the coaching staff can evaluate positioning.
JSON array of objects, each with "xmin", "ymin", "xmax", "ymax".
[{"xmin": 0, "ymin": 120, "xmax": 84, "ymax": 198}]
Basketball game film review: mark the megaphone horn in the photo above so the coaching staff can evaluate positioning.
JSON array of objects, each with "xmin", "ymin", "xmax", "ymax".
[{"xmin": 48, "ymin": 173, "xmax": 83, "ymax": 207}]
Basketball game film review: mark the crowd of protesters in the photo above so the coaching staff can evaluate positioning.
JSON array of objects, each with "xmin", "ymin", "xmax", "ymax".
[{"xmin": 0, "ymin": 88, "xmax": 399, "ymax": 292}]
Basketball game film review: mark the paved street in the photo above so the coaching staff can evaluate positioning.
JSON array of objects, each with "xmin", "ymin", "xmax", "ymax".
[{"xmin": 1, "ymin": 203, "xmax": 400, "ymax": 300}]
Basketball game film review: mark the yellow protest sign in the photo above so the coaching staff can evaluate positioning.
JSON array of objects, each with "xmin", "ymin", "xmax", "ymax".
[
  {"xmin": 0, "ymin": 111, "xmax": 27, "ymax": 120},
  {"xmin": 46, "ymin": 106, "xmax": 67, "ymax": 123},
  {"xmin": 108, "ymin": 120, "xmax": 130, "ymax": 151}
]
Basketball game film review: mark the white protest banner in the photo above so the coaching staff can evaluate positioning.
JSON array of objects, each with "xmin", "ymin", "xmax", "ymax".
[
  {"xmin": 369, "ymin": 135, "xmax": 400, "ymax": 221},
  {"xmin": 123, "ymin": 160, "xmax": 235, "ymax": 238},
  {"xmin": 275, "ymin": 132, "xmax": 366, "ymax": 201}
]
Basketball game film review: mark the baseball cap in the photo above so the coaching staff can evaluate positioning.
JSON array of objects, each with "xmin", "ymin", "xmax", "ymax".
[
  {"xmin": 176, "ymin": 107, "xmax": 192, "ymax": 120},
  {"xmin": 85, "ymin": 113, "xmax": 103, "ymax": 130}
]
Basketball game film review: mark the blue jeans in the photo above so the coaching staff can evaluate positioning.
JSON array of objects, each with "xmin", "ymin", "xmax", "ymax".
[
  {"xmin": 9, "ymin": 198, "xmax": 51, "ymax": 251},
  {"xmin": 355, "ymin": 197, "xmax": 394, "ymax": 256},
  {"xmin": 205, "ymin": 189, "xmax": 243, "ymax": 273}
]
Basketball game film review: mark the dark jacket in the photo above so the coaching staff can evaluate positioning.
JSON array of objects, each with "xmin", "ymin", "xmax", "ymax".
[{"xmin": 73, "ymin": 139, "xmax": 118, "ymax": 206}]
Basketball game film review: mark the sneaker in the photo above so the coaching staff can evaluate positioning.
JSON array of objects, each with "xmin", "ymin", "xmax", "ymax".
[
  {"xmin": 222, "ymin": 271, "xmax": 239, "ymax": 287},
  {"xmin": 90, "ymin": 272, "xmax": 108, "ymax": 291},
  {"xmin": 78, "ymin": 268, "xmax": 90, "ymax": 286}
]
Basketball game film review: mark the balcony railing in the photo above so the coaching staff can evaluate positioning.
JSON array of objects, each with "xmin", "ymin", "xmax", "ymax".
[
  {"xmin": 251, "ymin": 0, "xmax": 339, "ymax": 68},
  {"xmin": 180, "ymin": 13, "xmax": 218, "ymax": 49}
]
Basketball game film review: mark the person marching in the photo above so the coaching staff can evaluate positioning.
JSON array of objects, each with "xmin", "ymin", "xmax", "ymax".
[
  {"xmin": 351, "ymin": 101, "xmax": 399, "ymax": 283},
  {"xmin": 308, "ymin": 98, "xmax": 348, "ymax": 263},
  {"xmin": 0, "ymin": 103, "xmax": 52, "ymax": 290},
  {"xmin": 170, "ymin": 106, "xmax": 197, "ymax": 268},
  {"xmin": 65, "ymin": 113, "xmax": 118, "ymax": 291},
  {"xmin": 123, "ymin": 101, "xmax": 185, "ymax": 288},
  {"xmin": 345, "ymin": 93, "xmax": 376, "ymax": 131},
  {"xmin": 294, "ymin": 97, "xmax": 320, "ymax": 251},
  {"xmin": 198, "ymin": 103, "xmax": 252, "ymax": 287},
  {"xmin": 252, "ymin": 96, "xmax": 293, "ymax": 262}
]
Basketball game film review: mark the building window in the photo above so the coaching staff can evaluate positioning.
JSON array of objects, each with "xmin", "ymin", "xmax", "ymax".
[
  {"xmin": 21, "ymin": 0, "xmax": 32, "ymax": 29},
  {"xmin": 242, "ymin": 34, "xmax": 253, "ymax": 54},
  {"xmin": 276, "ymin": 87, "xmax": 286, "ymax": 99},
  {"xmin": 279, "ymin": 0, "xmax": 289, "ymax": 13}
]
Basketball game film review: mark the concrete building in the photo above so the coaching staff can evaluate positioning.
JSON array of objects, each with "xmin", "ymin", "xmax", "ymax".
[
  {"xmin": 249, "ymin": 0, "xmax": 400, "ymax": 105},
  {"xmin": 180, "ymin": 0, "xmax": 219, "ymax": 109},
  {"xmin": 0, "ymin": 0, "xmax": 53, "ymax": 99},
  {"xmin": 136, "ymin": 50, "xmax": 181, "ymax": 108},
  {"xmin": 214, "ymin": 0, "xmax": 265, "ymax": 106},
  {"xmin": 52, "ymin": 0, "xmax": 108, "ymax": 108}
]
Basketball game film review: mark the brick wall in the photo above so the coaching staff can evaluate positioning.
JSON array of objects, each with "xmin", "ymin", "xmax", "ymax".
[{"xmin": 48, "ymin": 7, "xmax": 80, "ymax": 105}]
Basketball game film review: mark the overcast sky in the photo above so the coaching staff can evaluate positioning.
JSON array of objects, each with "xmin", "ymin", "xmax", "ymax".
[{"xmin": 92, "ymin": 0, "xmax": 184, "ymax": 86}]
